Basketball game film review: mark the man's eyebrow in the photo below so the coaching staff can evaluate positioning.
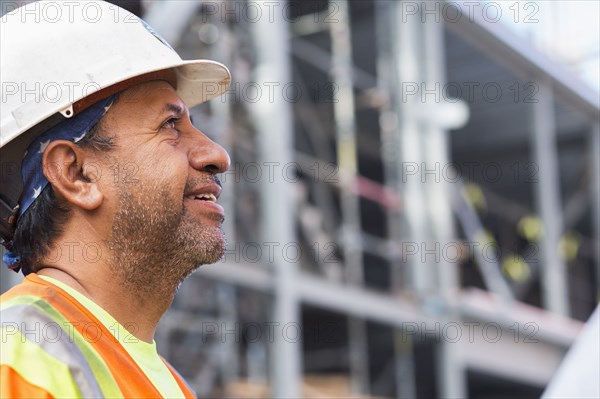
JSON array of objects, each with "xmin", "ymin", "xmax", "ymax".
[{"xmin": 163, "ymin": 103, "xmax": 185, "ymax": 117}]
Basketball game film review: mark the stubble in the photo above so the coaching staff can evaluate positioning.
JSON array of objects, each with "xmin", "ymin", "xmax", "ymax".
[{"xmin": 106, "ymin": 177, "xmax": 225, "ymax": 300}]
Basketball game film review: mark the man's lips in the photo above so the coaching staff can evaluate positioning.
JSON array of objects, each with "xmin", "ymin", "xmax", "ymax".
[
  {"xmin": 184, "ymin": 182, "xmax": 222, "ymax": 202},
  {"xmin": 184, "ymin": 182, "xmax": 224, "ymax": 219}
]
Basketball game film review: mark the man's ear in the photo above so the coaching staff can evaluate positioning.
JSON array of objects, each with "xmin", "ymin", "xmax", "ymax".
[{"xmin": 42, "ymin": 140, "xmax": 103, "ymax": 210}]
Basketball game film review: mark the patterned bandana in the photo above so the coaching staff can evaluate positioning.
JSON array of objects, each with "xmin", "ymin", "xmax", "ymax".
[{"xmin": 3, "ymin": 95, "xmax": 116, "ymax": 272}]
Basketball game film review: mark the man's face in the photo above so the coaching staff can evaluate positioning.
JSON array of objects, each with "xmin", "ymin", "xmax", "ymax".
[{"xmin": 96, "ymin": 80, "xmax": 230, "ymax": 294}]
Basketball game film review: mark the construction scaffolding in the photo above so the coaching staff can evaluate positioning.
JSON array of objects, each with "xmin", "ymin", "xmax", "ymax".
[
  {"xmin": 1, "ymin": 0, "xmax": 598, "ymax": 398},
  {"xmin": 143, "ymin": 1, "xmax": 600, "ymax": 397}
]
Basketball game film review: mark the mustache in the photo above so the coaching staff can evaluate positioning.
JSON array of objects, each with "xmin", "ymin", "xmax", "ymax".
[{"xmin": 184, "ymin": 175, "xmax": 222, "ymax": 192}]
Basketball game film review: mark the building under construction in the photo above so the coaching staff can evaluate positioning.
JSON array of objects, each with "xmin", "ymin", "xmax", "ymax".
[{"xmin": 1, "ymin": 1, "xmax": 598, "ymax": 398}]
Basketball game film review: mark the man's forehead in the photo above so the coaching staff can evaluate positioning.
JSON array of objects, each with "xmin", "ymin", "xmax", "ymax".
[
  {"xmin": 121, "ymin": 80, "xmax": 179, "ymax": 101},
  {"xmin": 117, "ymin": 80, "xmax": 188, "ymax": 115}
]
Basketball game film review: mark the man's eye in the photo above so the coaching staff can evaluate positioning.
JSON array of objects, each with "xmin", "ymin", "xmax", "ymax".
[{"xmin": 163, "ymin": 118, "xmax": 177, "ymax": 130}]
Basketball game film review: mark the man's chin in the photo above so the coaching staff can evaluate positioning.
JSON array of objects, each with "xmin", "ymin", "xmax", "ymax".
[
  {"xmin": 190, "ymin": 246, "xmax": 225, "ymax": 267},
  {"xmin": 184, "ymin": 227, "xmax": 226, "ymax": 266}
]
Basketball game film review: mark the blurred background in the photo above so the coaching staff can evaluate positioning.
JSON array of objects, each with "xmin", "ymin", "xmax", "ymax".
[{"xmin": 1, "ymin": 0, "xmax": 599, "ymax": 397}]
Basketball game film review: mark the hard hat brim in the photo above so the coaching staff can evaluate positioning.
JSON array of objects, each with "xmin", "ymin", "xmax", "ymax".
[{"xmin": 174, "ymin": 60, "xmax": 232, "ymax": 108}]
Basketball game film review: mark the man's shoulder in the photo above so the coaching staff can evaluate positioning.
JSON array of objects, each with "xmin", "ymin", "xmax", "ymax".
[
  {"xmin": 1, "ymin": 275, "xmax": 88, "ymax": 351},
  {"xmin": 0, "ymin": 318, "xmax": 98, "ymax": 399},
  {"xmin": 1, "ymin": 278, "xmax": 74, "ymax": 349},
  {"xmin": 0, "ymin": 278, "xmax": 107, "ymax": 399}
]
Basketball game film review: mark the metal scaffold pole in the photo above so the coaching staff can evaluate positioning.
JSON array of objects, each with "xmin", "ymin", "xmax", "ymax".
[
  {"xmin": 328, "ymin": 0, "xmax": 369, "ymax": 394},
  {"xmin": 374, "ymin": 1, "xmax": 416, "ymax": 397},
  {"xmin": 377, "ymin": 1, "xmax": 466, "ymax": 397},
  {"xmin": 250, "ymin": 1, "xmax": 301, "ymax": 397},
  {"xmin": 531, "ymin": 80, "xmax": 570, "ymax": 316},
  {"xmin": 421, "ymin": 3, "xmax": 459, "ymax": 302},
  {"xmin": 393, "ymin": 0, "xmax": 435, "ymax": 299},
  {"xmin": 375, "ymin": 0, "xmax": 404, "ymax": 294},
  {"xmin": 421, "ymin": 6, "xmax": 466, "ymax": 398}
]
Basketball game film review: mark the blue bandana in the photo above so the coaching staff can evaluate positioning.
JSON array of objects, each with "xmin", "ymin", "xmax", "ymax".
[{"xmin": 3, "ymin": 95, "xmax": 116, "ymax": 272}]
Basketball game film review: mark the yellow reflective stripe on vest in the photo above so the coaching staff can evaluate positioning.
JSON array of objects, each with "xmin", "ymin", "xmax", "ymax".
[
  {"xmin": 1, "ymin": 296, "xmax": 123, "ymax": 398},
  {"xmin": 0, "ymin": 294, "xmax": 40, "ymax": 311},
  {"xmin": 1, "ymin": 327, "xmax": 82, "ymax": 398},
  {"xmin": 2, "ymin": 303, "xmax": 104, "ymax": 398}
]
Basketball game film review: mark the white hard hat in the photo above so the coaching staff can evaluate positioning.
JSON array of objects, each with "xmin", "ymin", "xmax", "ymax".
[
  {"xmin": 1, "ymin": 0, "xmax": 231, "ymax": 146},
  {"xmin": 0, "ymin": 0, "xmax": 231, "ymax": 245}
]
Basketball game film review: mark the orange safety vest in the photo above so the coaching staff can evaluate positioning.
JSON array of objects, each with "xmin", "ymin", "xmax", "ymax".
[{"xmin": 0, "ymin": 274, "xmax": 196, "ymax": 398}]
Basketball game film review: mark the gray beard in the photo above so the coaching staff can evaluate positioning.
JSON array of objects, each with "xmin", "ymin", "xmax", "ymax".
[{"xmin": 106, "ymin": 179, "xmax": 225, "ymax": 301}]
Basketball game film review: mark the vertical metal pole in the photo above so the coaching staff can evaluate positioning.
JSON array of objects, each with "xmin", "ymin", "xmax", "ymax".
[
  {"xmin": 375, "ymin": 2, "xmax": 417, "ymax": 397},
  {"xmin": 207, "ymin": 18, "xmax": 241, "ymax": 387},
  {"xmin": 590, "ymin": 124, "xmax": 600, "ymax": 301},
  {"xmin": 375, "ymin": 0, "xmax": 404, "ymax": 294},
  {"xmin": 436, "ymin": 334, "xmax": 468, "ymax": 399},
  {"xmin": 328, "ymin": 0, "xmax": 369, "ymax": 393},
  {"xmin": 250, "ymin": 2, "xmax": 301, "ymax": 397},
  {"xmin": 329, "ymin": 0, "xmax": 363, "ymax": 286},
  {"xmin": 394, "ymin": 0, "xmax": 434, "ymax": 297},
  {"xmin": 422, "ymin": 6, "xmax": 466, "ymax": 398},
  {"xmin": 422, "ymin": 4, "xmax": 459, "ymax": 300},
  {"xmin": 531, "ymin": 81, "xmax": 570, "ymax": 316}
]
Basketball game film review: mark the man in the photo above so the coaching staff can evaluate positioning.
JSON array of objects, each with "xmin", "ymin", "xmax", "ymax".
[{"xmin": 1, "ymin": 1, "xmax": 231, "ymax": 397}]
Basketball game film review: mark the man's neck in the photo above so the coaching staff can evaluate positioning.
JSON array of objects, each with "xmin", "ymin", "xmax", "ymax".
[{"xmin": 36, "ymin": 256, "xmax": 175, "ymax": 344}]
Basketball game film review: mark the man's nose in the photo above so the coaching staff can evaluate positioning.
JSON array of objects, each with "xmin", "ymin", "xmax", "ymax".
[{"xmin": 188, "ymin": 131, "xmax": 230, "ymax": 174}]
